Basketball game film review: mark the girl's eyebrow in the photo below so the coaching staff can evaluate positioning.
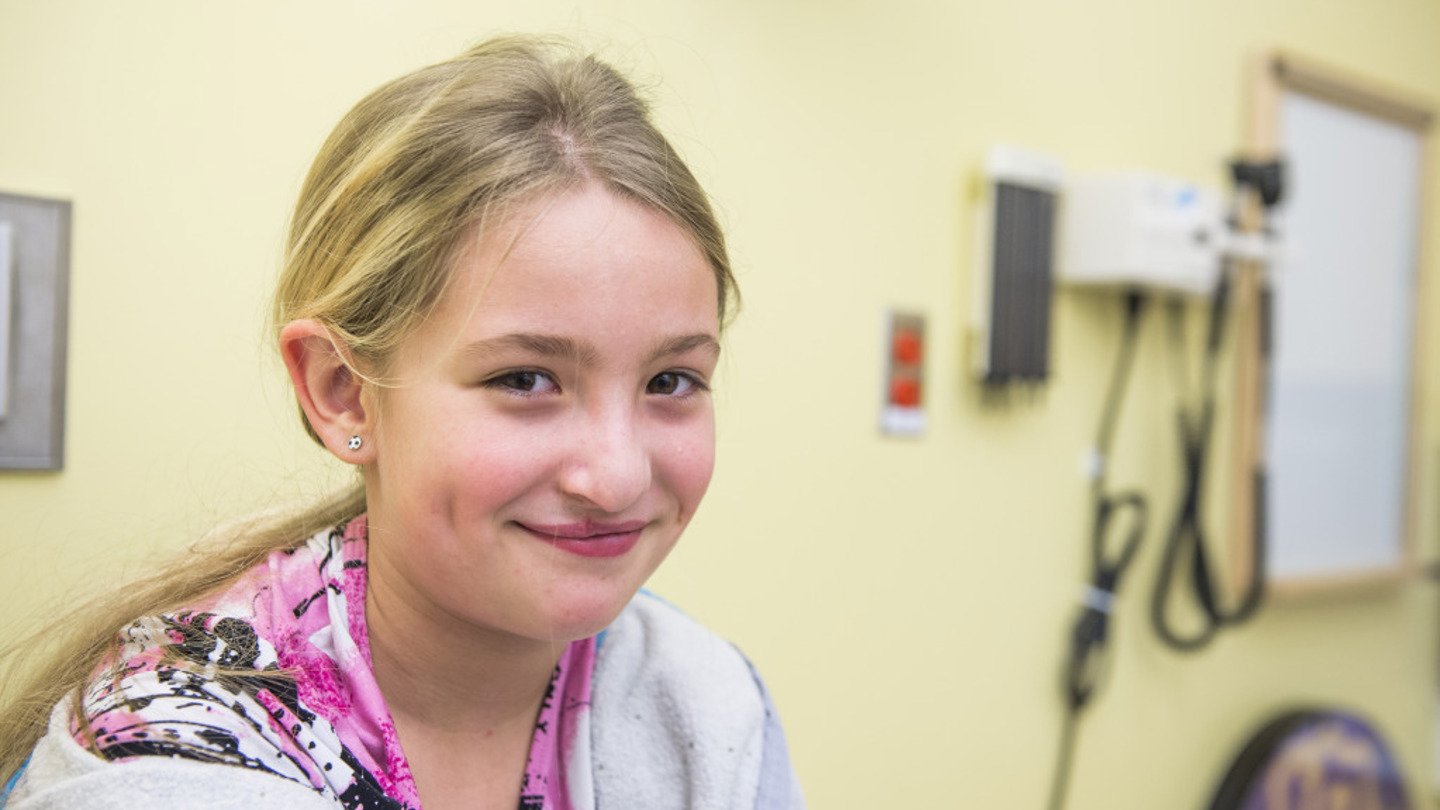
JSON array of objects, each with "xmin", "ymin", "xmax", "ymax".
[
  {"xmin": 647, "ymin": 333, "xmax": 720, "ymax": 363},
  {"xmin": 459, "ymin": 332, "xmax": 719, "ymax": 366},
  {"xmin": 461, "ymin": 333, "xmax": 599, "ymax": 365}
]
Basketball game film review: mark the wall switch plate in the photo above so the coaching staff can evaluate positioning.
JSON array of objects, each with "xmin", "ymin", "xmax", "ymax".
[
  {"xmin": 881, "ymin": 310, "xmax": 926, "ymax": 437},
  {"xmin": 0, "ymin": 192, "xmax": 71, "ymax": 470},
  {"xmin": 0, "ymin": 221, "xmax": 12, "ymax": 422}
]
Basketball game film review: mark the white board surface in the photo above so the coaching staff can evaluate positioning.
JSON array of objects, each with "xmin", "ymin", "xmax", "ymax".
[{"xmin": 1265, "ymin": 90, "xmax": 1422, "ymax": 580}]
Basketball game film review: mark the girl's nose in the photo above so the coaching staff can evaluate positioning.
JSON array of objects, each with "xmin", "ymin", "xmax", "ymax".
[{"xmin": 558, "ymin": 408, "xmax": 652, "ymax": 513}]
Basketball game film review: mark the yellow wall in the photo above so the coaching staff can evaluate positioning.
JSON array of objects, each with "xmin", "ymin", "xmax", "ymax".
[{"xmin": 3, "ymin": 2, "xmax": 1438, "ymax": 807}]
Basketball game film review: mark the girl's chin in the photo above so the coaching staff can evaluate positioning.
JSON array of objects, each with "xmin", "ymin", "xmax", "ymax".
[{"xmin": 528, "ymin": 591, "xmax": 639, "ymax": 642}]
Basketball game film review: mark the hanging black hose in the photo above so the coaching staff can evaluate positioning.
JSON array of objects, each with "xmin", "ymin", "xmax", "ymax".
[
  {"xmin": 1147, "ymin": 156, "xmax": 1284, "ymax": 652},
  {"xmin": 1048, "ymin": 290, "xmax": 1149, "ymax": 810},
  {"xmin": 1149, "ymin": 266, "xmax": 1267, "ymax": 652}
]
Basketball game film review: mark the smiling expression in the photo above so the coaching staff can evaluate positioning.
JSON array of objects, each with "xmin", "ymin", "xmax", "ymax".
[{"xmin": 361, "ymin": 183, "xmax": 721, "ymax": 645}]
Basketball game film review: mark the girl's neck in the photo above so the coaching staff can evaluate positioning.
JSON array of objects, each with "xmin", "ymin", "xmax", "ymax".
[{"xmin": 363, "ymin": 543, "xmax": 565, "ymax": 735}]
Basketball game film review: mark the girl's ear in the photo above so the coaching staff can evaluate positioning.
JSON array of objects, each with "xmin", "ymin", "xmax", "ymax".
[{"xmin": 279, "ymin": 319, "xmax": 375, "ymax": 464}]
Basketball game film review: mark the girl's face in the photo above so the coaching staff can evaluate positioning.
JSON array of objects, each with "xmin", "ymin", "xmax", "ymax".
[{"xmin": 363, "ymin": 183, "xmax": 720, "ymax": 645}]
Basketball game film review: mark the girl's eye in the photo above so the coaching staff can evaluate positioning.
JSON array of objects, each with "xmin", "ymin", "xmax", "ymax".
[
  {"xmin": 485, "ymin": 370, "xmax": 559, "ymax": 396},
  {"xmin": 647, "ymin": 371, "xmax": 707, "ymax": 397}
]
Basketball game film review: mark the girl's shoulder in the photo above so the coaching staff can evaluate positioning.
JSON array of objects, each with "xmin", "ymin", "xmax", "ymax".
[
  {"xmin": 590, "ymin": 592, "xmax": 805, "ymax": 810},
  {"xmin": 595, "ymin": 590, "xmax": 764, "ymax": 696},
  {"xmin": 6, "ymin": 518, "xmax": 411, "ymax": 810},
  {"xmin": 4, "ymin": 700, "xmax": 337, "ymax": 810}
]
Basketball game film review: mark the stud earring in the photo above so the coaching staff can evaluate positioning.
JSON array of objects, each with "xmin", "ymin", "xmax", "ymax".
[{"xmin": 347, "ymin": 435, "xmax": 363, "ymax": 451}]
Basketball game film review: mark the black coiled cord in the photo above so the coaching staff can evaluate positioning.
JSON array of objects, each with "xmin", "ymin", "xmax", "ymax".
[{"xmin": 1049, "ymin": 290, "xmax": 1149, "ymax": 810}]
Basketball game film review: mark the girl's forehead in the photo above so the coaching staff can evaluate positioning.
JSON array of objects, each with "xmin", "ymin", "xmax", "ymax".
[
  {"xmin": 415, "ymin": 185, "xmax": 719, "ymax": 349},
  {"xmin": 459, "ymin": 187, "xmax": 710, "ymax": 298}
]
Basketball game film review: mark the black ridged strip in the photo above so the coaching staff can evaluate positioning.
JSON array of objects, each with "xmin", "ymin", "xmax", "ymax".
[{"xmin": 989, "ymin": 182, "xmax": 1055, "ymax": 383}]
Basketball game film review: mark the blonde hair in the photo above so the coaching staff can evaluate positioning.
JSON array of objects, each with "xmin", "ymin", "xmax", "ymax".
[{"xmin": 0, "ymin": 35, "xmax": 735, "ymax": 784}]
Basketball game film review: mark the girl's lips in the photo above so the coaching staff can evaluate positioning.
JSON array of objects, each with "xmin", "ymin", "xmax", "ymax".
[
  {"xmin": 517, "ymin": 519, "xmax": 648, "ymax": 539},
  {"xmin": 515, "ymin": 520, "xmax": 647, "ymax": 558}
]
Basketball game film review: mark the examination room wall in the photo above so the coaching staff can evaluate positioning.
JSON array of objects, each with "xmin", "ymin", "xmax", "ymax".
[{"xmin": 3, "ymin": 1, "xmax": 1439, "ymax": 807}]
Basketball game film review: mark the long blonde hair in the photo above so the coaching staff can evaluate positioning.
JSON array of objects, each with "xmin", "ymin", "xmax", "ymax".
[{"xmin": 0, "ymin": 35, "xmax": 735, "ymax": 784}]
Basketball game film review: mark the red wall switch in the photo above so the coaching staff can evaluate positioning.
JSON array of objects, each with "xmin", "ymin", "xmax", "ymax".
[
  {"xmin": 881, "ymin": 310, "xmax": 926, "ymax": 436},
  {"xmin": 893, "ymin": 328, "xmax": 923, "ymax": 366},
  {"xmin": 889, "ymin": 375, "xmax": 921, "ymax": 407}
]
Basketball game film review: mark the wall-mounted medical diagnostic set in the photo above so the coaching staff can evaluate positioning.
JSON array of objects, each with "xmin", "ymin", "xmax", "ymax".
[{"xmin": 970, "ymin": 146, "xmax": 1288, "ymax": 810}]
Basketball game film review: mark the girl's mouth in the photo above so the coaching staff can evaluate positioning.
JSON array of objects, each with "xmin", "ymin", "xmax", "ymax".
[{"xmin": 514, "ymin": 520, "xmax": 647, "ymax": 558}]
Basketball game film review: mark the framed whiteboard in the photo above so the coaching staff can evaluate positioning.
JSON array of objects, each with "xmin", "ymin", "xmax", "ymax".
[{"xmin": 1232, "ymin": 53, "xmax": 1432, "ymax": 593}]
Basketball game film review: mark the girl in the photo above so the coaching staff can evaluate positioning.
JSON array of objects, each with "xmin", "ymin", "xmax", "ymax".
[{"xmin": 1, "ymin": 36, "xmax": 801, "ymax": 810}]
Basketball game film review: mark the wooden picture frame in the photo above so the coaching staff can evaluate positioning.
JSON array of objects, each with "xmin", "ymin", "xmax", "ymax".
[{"xmin": 1231, "ymin": 52, "xmax": 1433, "ymax": 596}]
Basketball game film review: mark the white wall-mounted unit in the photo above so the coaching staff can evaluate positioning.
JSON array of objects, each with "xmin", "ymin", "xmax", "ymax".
[{"xmin": 1059, "ymin": 172, "xmax": 1225, "ymax": 296}]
